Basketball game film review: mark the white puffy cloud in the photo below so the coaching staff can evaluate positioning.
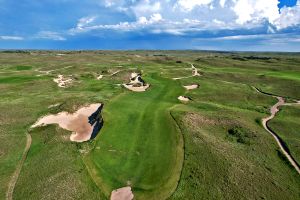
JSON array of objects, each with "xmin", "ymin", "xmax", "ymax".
[
  {"xmin": 232, "ymin": 0, "xmax": 279, "ymax": 24},
  {"xmin": 219, "ymin": 0, "xmax": 227, "ymax": 8},
  {"xmin": 176, "ymin": 0, "xmax": 213, "ymax": 11},
  {"xmin": 131, "ymin": 1, "xmax": 161, "ymax": 17},
  {"xmin": 69, "ymin": 0, "xmax": 300, "ymax": 35},
  {"xmin": 274, "ymin": 1, "xmax": 300, "ymax": 29}
]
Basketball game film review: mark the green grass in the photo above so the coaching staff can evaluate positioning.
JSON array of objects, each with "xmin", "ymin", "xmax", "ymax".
[
  {"xmin": 85, "ymin": 73, "xmax": 184, "ymax": 199},
  {"xmin": 0, "ymin": 50, "xmax": 300, "ymax": 200}
]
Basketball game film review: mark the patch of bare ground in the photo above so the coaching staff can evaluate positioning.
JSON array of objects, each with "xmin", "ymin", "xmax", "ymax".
[
  {"xmin": 183, "ymin": 84, "xmax": 199, "ymax": 90},
  {"xmin": 53, "ymin": 75, "xmax": 73, "ymax": 88},
  {"xmin": 110, "ymin": 187, "xmax": 134, "ymax": 200}
]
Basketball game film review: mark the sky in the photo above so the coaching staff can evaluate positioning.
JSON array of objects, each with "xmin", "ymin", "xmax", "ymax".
[{"xmin": 0, "ymin": 0, "xmax": 300, "ymax": 51}]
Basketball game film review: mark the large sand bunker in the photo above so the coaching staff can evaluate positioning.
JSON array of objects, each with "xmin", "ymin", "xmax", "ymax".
[
  {"xmin": 110, "ymin": 187, "xmax": 134, "ymax": 200},
  {"xmin": 31, "ymin": 104, "xmax": 103, "ymax": 142},
  {"xmin": 184, "ymin": 84, "xmax": 199, "ymax": 90},
  {"xmin": 53, "ymin": 74, "xmax": 73, "ymax": 88},
  {"xmin": 123, "ymin": 72, "xmax": 150, "ymax": 92}
]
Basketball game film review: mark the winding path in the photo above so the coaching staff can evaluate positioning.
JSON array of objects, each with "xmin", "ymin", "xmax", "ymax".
[
  {"xmin": 254, "ymin": 87, "xmax": 300, "ymax": 174},
  {"xmin": 6, "ymin": 133, "xmax": 32, "ymax": 200}
]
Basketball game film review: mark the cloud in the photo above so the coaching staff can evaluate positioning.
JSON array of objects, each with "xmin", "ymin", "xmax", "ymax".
[
  {"xmin": 232, "ymin": 0, "xmax": 280, "ymax": 24},
  {"xmin": 219, "ymin": 0, "xmax": 227, "ymax": 8},
  {"xmin": 274, "ymin": 1, "xmax": 300, "ymax": 29},
  {"xmin": 131, "ymin": 0, "xmax": 161, "ymax": 17},
  {"xmin": 77, "ymin": 16, "xmax": 97, "ymax": 30},
  {"xmin": 35, "ymin": 31, "xmax": 66, "ymax": 41},
  {"xmin": 175, "ymin": 0, "xmax": 213, "ymax": 11},
  {"xmin": 0, "ymin": 36, "xmax": 24, "ymax": 40}
]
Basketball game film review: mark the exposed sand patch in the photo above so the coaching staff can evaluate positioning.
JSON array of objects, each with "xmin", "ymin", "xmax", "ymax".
[
  {"xmin": 178, "ymin": 96, "xmax": 191, "ymax": 102},
  {"xmin": 123, "ymin": 72, "xmax": 150, "ymax": 92},
  {"xmin": 53, "ymin": 75, "xmax": 73, "ymax": 88},
  {"xmin": 184, "ymin": 84, "xmax": 199, "ymax": 90},
  {"xmin": 48, "ymin": 103, "xmax": 60, "ymax": 108},
  {"xmin": 110, "ymin": 187, "xmax": 134, "ymax": 200},
  {"xmin": 97, "ymin": 75, "xmax": 104, "ymax": 80},
  {"xmin": 191, "ymin": 64, "xmax": 200, "ymax": 76},
  {"xmin": 31, "ymin": 104, "xmax": 103, "ymax": 142}
]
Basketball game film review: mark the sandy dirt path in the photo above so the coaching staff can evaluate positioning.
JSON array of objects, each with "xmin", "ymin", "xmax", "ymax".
[
  {"xmin": 6, "ymin": 133, "xmax": 32, "ymax": 200},
  {"xmin": 255, "ymin": 87, "xmax": 300, "ymax": 174}
]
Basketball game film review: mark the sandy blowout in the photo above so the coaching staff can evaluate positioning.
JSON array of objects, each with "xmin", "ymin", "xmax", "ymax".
[
  {"xmin": 184, "ymin": 84, "xmax": 199, "ymax": 90},
  {"xmin": 110, "ymin": 187, "xmax": 134, "ymax": 200},
  {"xmin": 178, "ymin": 96, "xmax": 191, "ymax": 102},
  {"xmin": 53, "ymin": 74, "xmax": 73, "ymax": 88},
  {"xmin": 123, "ymin": 72, "xmax": 150, "ymax": 92},
  {"xmin": 31, "ymin": 104, "xmax": 102, "ymax": 142}
]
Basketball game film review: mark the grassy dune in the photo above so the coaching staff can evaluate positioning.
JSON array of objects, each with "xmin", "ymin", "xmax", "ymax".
[{"xmin": 0, "ymin": 51, "xmax": 300, "ymax": 200}]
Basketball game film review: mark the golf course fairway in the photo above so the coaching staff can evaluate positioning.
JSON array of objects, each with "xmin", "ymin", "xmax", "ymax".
[{"xmin": 84, "ymin": 73, "xmax": 185, "ymax": 199}]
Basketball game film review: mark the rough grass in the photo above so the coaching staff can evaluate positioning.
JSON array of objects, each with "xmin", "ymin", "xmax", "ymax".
[{"xmin": 0, "ymin": 51, "xmax": 300, "ymax": 200}]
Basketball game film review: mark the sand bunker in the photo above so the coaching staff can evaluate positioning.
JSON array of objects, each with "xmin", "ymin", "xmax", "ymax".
[
  {"xmin": 110, "ymin": 187, "xmax": 134, "ymax": 200},
  {"xmin": 53, "ymin": 74, "xmax": 73, "ymax": 88},
  {"xmin": 123, "ymin": 72, "xmax": 150, "ymax": 92},
  {"xmin": 31, "ymin": 104, "xmax": 103, "ymax": 142},
  {"xmin": 178, "ymin": 96, "xmax": 191, "ymax": 102},
  {"xmin": 191, "ymin": 64, "xmax": 200, "ymax": 76},
  {"xmin": 184, "ymin": 84, "xmax": 199, "ymax": 90}
]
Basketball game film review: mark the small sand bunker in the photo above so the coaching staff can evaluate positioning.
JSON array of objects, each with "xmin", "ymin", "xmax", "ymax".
[
  {"xmin": 53, "ymin": 75, "xmax": 73, "ymax": 88},
  {"xmin": 97, "ymin": 75, "xmax": 103, "ymax": 80},
  {"xmin": 178, "ymin": 96, "xmax": 191, "ymax": 102},
  {"xmin": 31, "ymin": 104, "xmax": 103, "ymax": 142},
  {"xmin": 191, "ymin": 64, "xmax": 201, "ymax": 76},
  {"xmin": 123, "ymin": 72, "xmax": 150, "ymax": 92},
  {"xmin": 110, "ymin": 187, "xmax": 134, "ymax": 200},
  {"xmin": 184, "ymin": 84, "xmax": 199, "ymax": 90}
]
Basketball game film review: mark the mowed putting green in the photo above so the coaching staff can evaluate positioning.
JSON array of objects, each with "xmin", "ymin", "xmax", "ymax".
[{"xmin": 84, "ymin": 73, "xmax": 185, "ymax": 199}]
